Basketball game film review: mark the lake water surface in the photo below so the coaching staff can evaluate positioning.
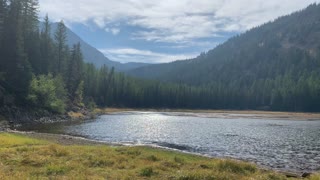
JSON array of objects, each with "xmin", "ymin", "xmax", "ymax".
[{"xmin": 24, "ymin": 112, "xmax": 320, "ymax": 173}]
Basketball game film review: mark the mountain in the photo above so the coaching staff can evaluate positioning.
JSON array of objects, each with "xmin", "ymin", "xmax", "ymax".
[
  {"xmin": 125, "ymin": 4, "xmax": 320, "ymax": 111},
  {"xmin": 128, "ymin": 4, "xmax": 320, "ymax": 85},
  {"xmin": 50, "ymin": 23, "xmax": 148, "ymax": 72}
]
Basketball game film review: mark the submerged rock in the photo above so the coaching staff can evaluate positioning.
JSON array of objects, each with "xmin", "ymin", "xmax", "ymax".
[{"xmin": 302, "ymin": 172, "xmax": 312, "ymax": 178}]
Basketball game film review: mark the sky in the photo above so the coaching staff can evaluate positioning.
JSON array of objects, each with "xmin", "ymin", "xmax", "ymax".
[{"xmin": 38, "ymin": 0, "xmax": 320, "ymax": 64}]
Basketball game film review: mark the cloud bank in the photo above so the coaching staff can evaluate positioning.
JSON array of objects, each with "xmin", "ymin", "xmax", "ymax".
[
  {"xmin": 39, "ymin": 0, "xmax": 320, "ymax": 63},
  {"xmin": 100, "ymin": 48, "xmax": 198, "ymax": 63}
]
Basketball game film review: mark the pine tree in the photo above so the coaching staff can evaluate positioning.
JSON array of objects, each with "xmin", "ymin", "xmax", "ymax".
[
  {"xmin": 54, "ymin": 20, "xmax": 67, "ymax": 75},
  {"xmin": 67, "ymin": 43, "xmax": 83, "ymax": 101},
  {"xmin": 97, "ymin": 65, "xmax": 109, "ymax": 105},
  {"xmin": 0, "ymin": 0, "xmax": 7, "ymax": 73},
  {"xmin": 21, "ymin": 0, "xmax": 38, "ymax": 34},
  {"xmin": 40, "ymin": 14, "xmax": 52, "ymax": 74},
  {"xmin": 0, "ymin": 0, "xmax": 7, "ymax": 46},
  {"xmin": 0, "ymin": 0, "xmax": 5, "ymax": 106},
  {"xmin": 21, "ymin": 0, "xmax": 40, "ymax": 74},
  {"xmin": 83, "ymin": 63, "xmax": 98, "ymax": 99},
  {"xmin": 2, "ymin": 0, "xmax": 32, "ymax": 102}
]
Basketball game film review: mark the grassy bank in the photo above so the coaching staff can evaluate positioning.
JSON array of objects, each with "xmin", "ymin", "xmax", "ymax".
[{"xmin": 0, "ymin": 133, "xmax": 319, "ymax": 179}]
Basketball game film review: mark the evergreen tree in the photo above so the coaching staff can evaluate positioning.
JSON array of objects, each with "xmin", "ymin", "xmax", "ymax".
[
  {"xmin": 54, "ymin": 20, "xmax": 67, "ymax": 75},
  {"xmin": 40, "ymin": 14, "xmax": 52, "ymax": 74},
  {"xmin": 0, "ymin": 0, "xmax": 7, "ymax": 72},
  {"xmin": 67, "ymin": 43, "xmax": 83, "ymax": 102},
  {"xmin": 97, "ymin": 65, "xmax": 109, "ymax": 105},
  {"xmin": 2, "ymin": 0, "xmax": 32, "ymax": 103},
  {"xmin": 0, "ymin": 0, "xmax": 7, "ymax": 45},
  {"xmin": 1, "ymin": 1, "xmax": 320, "ymax": 114},
  {"xmin": 83, "ymin": 63, "xmax": 98, "ymax": 100},
  {"xmin": 21, "ymin": 0, "xmax": 38, "ymax": 34},
  {"xmin": 21, "ymin": 0, "xmax": 40, "ymax": 74}
]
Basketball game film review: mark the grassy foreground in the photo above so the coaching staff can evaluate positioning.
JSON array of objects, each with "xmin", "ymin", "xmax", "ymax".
[{"xmin": 0, "ymin": 133, "xmax": 319, "ymax": 180}]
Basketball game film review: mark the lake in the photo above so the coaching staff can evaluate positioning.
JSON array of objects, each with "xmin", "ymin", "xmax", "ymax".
[{"xmin": 22, "ymin": 111, "xmax": 320, "ymax": 173}]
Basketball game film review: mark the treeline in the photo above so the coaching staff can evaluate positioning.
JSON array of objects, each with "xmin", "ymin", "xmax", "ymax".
[
  {"xmin": 1, "ymin": 0, "xmax": 319, "ymax": 114},
  {"xmin": 128, "ymin": 4, "xmax": 320, "ymax": 112},
  {"xmin": 0, "ymin": 0, "xmax": 235, "ymax": 114}
]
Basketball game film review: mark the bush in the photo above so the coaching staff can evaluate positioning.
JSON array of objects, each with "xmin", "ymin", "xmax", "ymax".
[
  {"xmin": 28, "ymin": 74, "xmax": 67, "ymax": 114},
  {"xmin": 85, "ymin": 97, "xmax": 97, "ymax": 111},
  {"xmin": 139, "ymin": 167, "xmax": 154, "ymax": 177}
]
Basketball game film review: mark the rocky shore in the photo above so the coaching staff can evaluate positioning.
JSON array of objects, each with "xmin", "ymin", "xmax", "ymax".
[{"xmin": 0, "ymin": 106, "xmax": 95, "ymax": 130}]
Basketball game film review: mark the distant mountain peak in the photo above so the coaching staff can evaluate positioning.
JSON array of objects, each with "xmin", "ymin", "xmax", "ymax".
[{"xmin": 50, "ymin": 22, "xmax": 149, "ymax": 72}]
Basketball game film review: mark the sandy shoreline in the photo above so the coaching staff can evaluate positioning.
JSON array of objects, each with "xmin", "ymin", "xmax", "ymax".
[{"xmin": 99, "ymin": 108, "xmax": 320, "ymax": 121}]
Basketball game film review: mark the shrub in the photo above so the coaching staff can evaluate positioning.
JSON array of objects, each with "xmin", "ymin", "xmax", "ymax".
[
  {"xmin": 139, "ymin": 167, "xmax": 154, "ymax": 177},
  {"xmin": 85, "ymin": 97, "xmax": 97, "ymax": 111},
  {"xmin": 28, "ymin": 74, "xmax": 67, "ymax": 114}
]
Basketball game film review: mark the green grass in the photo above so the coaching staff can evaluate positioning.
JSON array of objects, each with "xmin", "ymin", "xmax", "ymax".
[
  {"xmin": 0, "ymin": 133, "xmax": 47, "ymax": 147},
  {"xmin": 0, "ymin": 133, "xmax": 319, "ymax": 179}
]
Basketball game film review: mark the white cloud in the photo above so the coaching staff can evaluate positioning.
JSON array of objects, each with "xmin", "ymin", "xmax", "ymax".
[
  {"xmin": 39, "ymin": 0, "xmax": 320, "ymax": 44},
  {"xmin": 99, "ymin": 48, "xmax": 198, "ymax": 63},
  {"xmin": 105, "ymin": 28, "xmax": 121, "ymax": 35}
]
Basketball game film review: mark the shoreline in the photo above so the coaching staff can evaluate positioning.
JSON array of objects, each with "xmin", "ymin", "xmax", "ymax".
[
  {"xmin": 4, "ymin": 130, "xmax": 311, "ymax": 178},
  {"xmin": 1, "ymin": 108, "xmax": 320, "ymax": 178},
  {"xmin": 97, "ymin": 108, "xmax": 320, "ymax": 121},
  {"xmin": 2, "ymin": 132, "xmax": 308, "ymax": 179},
  {"xmin": 6, "ymin": 130, "xmax": 111, "ymax": 146},
  {"xmin": 2, "ymin": 107, "xmax": 320, "ymax": 130}
]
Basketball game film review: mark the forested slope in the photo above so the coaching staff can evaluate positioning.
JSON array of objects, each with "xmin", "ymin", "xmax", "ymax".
[
  {"xmin": 0, "ymin": 0, "xmax": 245, "ymax": 117},
  {"xmin": 128, "ymin": 4, "xmax": 320, "ymax": 111},
  {"xmin": 1, "ymin": 1, "xmax": 319, "ymax": 117}
]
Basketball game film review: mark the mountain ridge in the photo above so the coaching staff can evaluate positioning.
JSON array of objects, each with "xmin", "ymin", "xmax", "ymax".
[
  {"xmin": 50, "ymin": 23, "xmax": 149, "ymax": 72},
  {"xmin": 127, "ymin": 3, "xmax": 320, "ymax": 84}
]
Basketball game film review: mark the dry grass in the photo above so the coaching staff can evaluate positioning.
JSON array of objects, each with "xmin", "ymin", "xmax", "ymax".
[
  {"xmin": 67, "ymin": 111, "xmax": 85, "ymax": 119},
  {"xmin": 0, "ymin": 133, "xmax": 319, "ymax": 179},
  {"xmin": 309, "ymin": 174, "xmax": 320, "ymax": 180},
  {"xmin": 94, "ymin": 107, "xmax": 136, "ymax": 114}
]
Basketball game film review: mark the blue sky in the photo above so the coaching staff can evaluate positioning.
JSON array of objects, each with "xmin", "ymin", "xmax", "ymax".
[{"xmin": 38, "ymin": 0, "xmax": 320, "ymax": 64}]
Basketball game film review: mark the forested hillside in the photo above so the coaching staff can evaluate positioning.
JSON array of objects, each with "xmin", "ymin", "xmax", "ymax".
[
  {"xmin": 0, "ymin": 0, "xmax": 319, "ymax": 116},
  {"xmin": 128, "ymin": 4, "xmax": 320, "ymax": 112},
  {"xmin": 0, "ymin": 0, "xmax": 240, "ymax": 116},
  {"xmin": 0, "ymin": 0, "xmax": 153, "ymax": 113}
]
